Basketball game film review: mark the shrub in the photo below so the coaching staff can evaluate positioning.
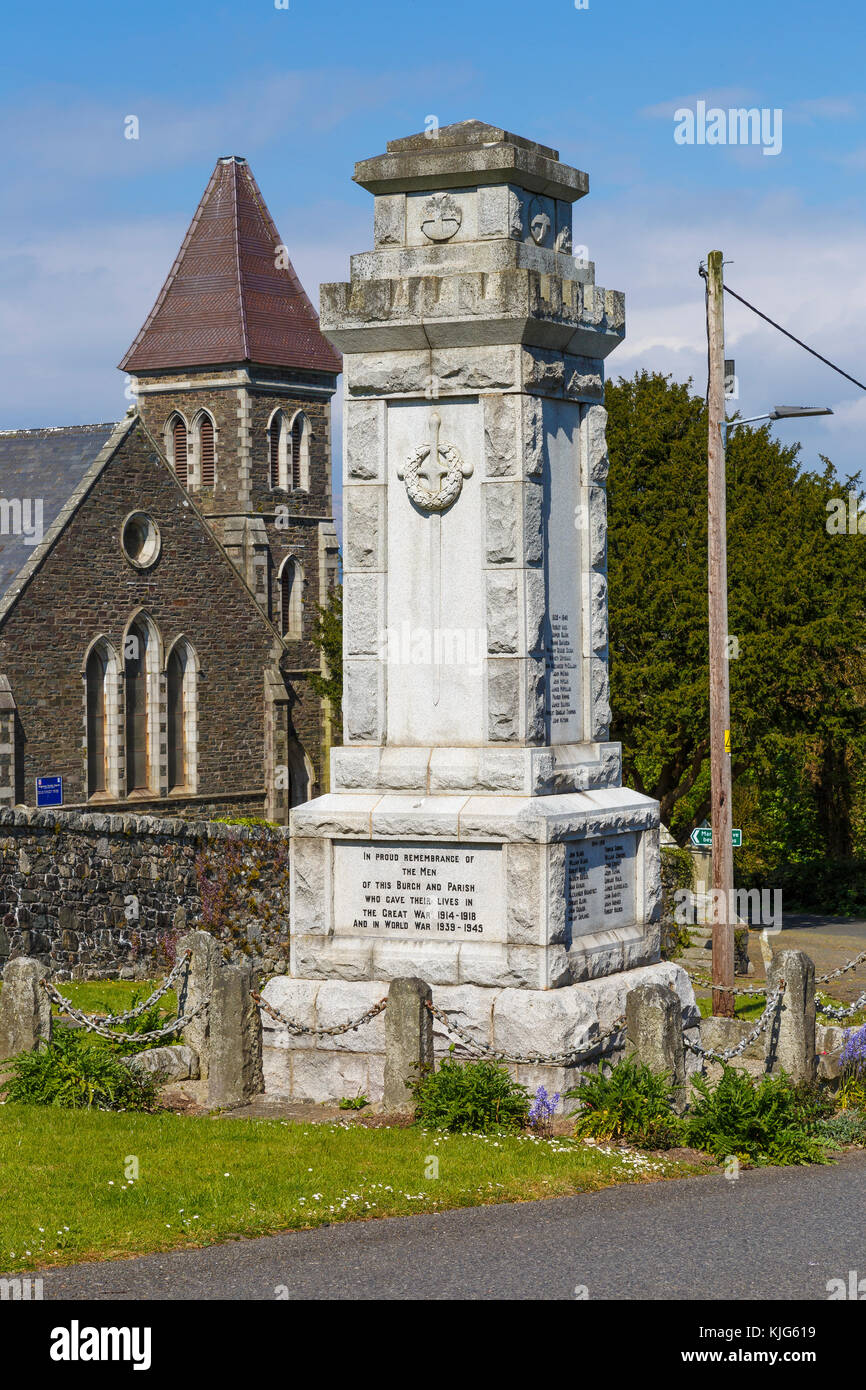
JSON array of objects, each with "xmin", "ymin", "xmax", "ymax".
[
  {"xmin": 0, "ymin": 1026, "xmax": 161, "ymax": 1112},
  {"xmin": 338, "ymin": 1095, "xmax": 368, "ymax": 1111},
  {"xmin": 819, "ymin": 1109, "xmax": 866, "ymax": 1146},
  {"xmin": 750, "ymin": 859, "xmax": 866, "ymax": 917},
  {"xmin": 566, "ymin": 1059, "xmax": 684, "ymax": 1149},
  {"xmin": 98, "ymin": 990, "xmax": 175, "ymax": 1054},
  {"xmin": 685, "ymin": 1067, "xmax": 831, "ymax": 1165},
  {"xmin": 660, "ymin": 846, "xmax": 695, "ymax": 958},
  {"xmin": 410, "ymin": 1054, "xmax": 530, "ymax": 1133}
]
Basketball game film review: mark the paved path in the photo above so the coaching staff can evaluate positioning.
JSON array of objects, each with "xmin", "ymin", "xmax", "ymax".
[
  {"xmin": 33, "ymin": 1152, "xmax": 866, "ymax": 1301},
  {"xmin": 685, "ymin": 916, "xmax": 866, "ymax": 1003}
]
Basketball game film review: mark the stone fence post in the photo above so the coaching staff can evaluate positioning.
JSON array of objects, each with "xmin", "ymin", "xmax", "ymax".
[
  {"xmin": 0, "ymin": 957, "xmax": 52, "ymax": 1061},
  {"xmin": 383, "ymin": 977, "xmax": 433, "ymax": 1113},
  {"xmin": 177, "ymin": 929, "xmax": 221, "ymax": 1079},
  {"xmin": 764, "ymin": 949, "xmax": 816, "ymax": 1083},
  {"xmin": 625, "ymin": 982, "xmax": 687, "ymax": 1112},
  {"xmin": 207, "ymin": 961, "xmax": 263, "ymax": 1109}
]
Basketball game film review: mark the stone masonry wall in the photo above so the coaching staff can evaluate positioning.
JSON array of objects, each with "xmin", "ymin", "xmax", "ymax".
[
  {"xmin": 0, "ymin": 806, "xmax": 291, "ymax": 980},
  {"xmin": 0, "ymin": 422, "xmax": 280, "ymax": 810},
  {"xmin": 134, "ymin": 371, "xmax": 336, "ymax": 798}
]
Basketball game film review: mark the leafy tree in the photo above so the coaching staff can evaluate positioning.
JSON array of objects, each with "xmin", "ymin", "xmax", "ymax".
[
  {"xmin": 605, "ymin": 371, "xmax": 866, "ymax": 864},
  {"xmin": 309, "ymin": 581, "xmax": 343, "ymax": 742}
]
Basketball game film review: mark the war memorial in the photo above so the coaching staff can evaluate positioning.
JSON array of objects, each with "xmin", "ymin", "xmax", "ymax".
[{"xmin": 254, "ymin": 120, "xmax": 698, "ymax": 1099}]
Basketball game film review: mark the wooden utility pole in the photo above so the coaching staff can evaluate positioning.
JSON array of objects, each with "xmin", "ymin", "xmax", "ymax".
[{"xmin": 706, "ymin": 250, "xmax": 735, "ymax": 1017}]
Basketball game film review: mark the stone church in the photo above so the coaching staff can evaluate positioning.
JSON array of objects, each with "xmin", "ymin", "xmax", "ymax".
[{"xmin": 0, "ymin": 156, "xmax": 341, "ymax": 823}]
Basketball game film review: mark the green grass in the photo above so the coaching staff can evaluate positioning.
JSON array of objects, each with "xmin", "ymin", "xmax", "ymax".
[
  {"xmin": 0, "ymin": 977, "xmax": 179, "ymax": 1017},
  {"xmin": 815, "ymin": 992, "xmax": 866, "ymax": 1028},
  {"xmin": 694, "ymin": 989, "xmax": 866, "ymax": 1028},
  {"xmin": 48, "ymin": 979, "xmax": 179, "ymax": 1017},
  {"xmin": 695, "ymin": 992, "xmax": 766, "ymax": 1023},
  {"xmin": 0, "ymin": 1104, "xmax": 712, "ymax": 1273}
]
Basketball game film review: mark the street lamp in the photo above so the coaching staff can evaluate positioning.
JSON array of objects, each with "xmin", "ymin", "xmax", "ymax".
[{"xmin": 721, "ymin": 405, "xmax": 833, "ymax": 445}]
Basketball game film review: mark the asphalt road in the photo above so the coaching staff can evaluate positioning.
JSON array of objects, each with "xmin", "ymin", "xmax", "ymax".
[{"xmin": 31, "ymin": 1151, "xmax": 866, "ymax": 1301}]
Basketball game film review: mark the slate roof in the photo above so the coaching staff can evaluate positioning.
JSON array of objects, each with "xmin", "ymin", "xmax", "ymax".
[
  {"xmin": 0, "ymin": 423, "xmax": 117, "ymax": 606},
  {"xmin": 119, "ymin": 156, "xmax": 342, "ymax": 376},
  {"xmin": 0, "ymin": 414, "xmax": 290, "ymax": 651}
]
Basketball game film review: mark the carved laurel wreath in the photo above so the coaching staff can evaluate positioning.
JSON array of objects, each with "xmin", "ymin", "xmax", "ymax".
[{"xmin": 399, "ymin": 442, "xmax": 468, "ymax": 512}]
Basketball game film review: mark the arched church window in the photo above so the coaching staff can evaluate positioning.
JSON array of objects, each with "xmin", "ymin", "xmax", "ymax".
[
  {"xmin": 125, "ymin": 618, "xmax": 154, "ymax": 793},
  {"xmin": 290, "ymin": 411, "xmax": 309, "ymax": 490},
  {"xmin": 269, "ymin": 410, "xmax": 310, "ymax": 491},
  {"xmin": 279, "ymin": 557, "xmax": 303, "ymax": 639},
  {"xmin": 166, "ymin": 639, "xmax": 197, "ymax": 793},
  {"xmin": 286, "ymin": 736, "xmax": 313, "ymax": 808},
  {"xmin": 269, "ymin": 413, "xmax": 284, "ymax": 490},
  {"xmin": 86, "ymin": 647, "xmax": 107, "ymax": 796},
  {"xmin": 85, "ymin": 639, "xmax": 120, "ymax": 800}
]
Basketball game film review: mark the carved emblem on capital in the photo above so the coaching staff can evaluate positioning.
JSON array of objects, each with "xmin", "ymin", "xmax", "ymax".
[
  {"xmin": 420, "ymin": 193, "xmax": 463, "ymax": 242},
  {"xmin": 528, "ymin": 196, "xmax": 551, "ymax": 246},
  {"xmin": 398, "ymin": 411, "xmax": 473, "ymax": 512}
]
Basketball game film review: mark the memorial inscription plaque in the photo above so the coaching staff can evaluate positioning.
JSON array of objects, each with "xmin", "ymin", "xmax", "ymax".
[
  {"xmin": 564, "ymin": 833, "xmax": 636, "ymax": 936},
  {"xmin": 333, "ymin": 841, "xmax": 506, "ymax": 942}
]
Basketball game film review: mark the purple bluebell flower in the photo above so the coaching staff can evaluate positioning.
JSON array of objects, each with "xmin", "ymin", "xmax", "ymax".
[
  {"xmin": 528, "ymin": 1084, "xmax": 561, "ymax": 1130},
  {"xmin": 840, "ymin": 1022, "xmax": 866, "ymax": 1073}
]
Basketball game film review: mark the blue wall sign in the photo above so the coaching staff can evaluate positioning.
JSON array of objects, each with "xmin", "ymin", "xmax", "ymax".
[{"xmin": 36, "ymin": 776, "xmax": 63, "ymax": 807}]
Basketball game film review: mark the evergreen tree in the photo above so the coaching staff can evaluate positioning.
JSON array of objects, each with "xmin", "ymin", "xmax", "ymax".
[{"xmin": 605, "ymin": 370, "xmax": 866, "ymax": 869}]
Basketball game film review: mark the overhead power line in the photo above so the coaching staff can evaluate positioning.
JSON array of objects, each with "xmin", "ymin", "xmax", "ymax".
[{"xmin": 722, "ymin": 282, "xmax": 866, "ymax": 393}]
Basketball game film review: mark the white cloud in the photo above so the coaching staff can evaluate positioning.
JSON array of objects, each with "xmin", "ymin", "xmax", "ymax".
[
  {"xmin": 639, "ymin": 89, "xmax": 755, "ymax": 120},
  {"xmin": 2, "ymin": 146, "xmax": 863, "ymax": 493},
  {"xmin": 579, "ymin": 184, "xmax": 866, "ymax": 477},
  {"xmin": 0, "ymin": 64, "xmax": 476, "ymax": 189}
]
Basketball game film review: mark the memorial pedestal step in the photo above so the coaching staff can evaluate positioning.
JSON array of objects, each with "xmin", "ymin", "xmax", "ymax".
[{"xmin": 261, "ymin": 963, "xmax": 701, "ymax": 1105}]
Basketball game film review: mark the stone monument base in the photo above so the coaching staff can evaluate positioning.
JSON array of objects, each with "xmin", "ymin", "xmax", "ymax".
[{"xmin": 261, "ymin": 963, "xmax": 700, "ymax": 1105}]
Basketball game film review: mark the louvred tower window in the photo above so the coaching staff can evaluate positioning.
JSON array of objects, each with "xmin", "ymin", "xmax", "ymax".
[
  {"xmin": 172, "ymin": 418, "xmax": 188, "ymax": 486},
  {"xmin": 199, "ymin": 416, "xmax": 215, "ymax": 487}
]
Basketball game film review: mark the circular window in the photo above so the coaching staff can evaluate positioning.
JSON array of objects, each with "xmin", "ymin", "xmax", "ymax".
[{"xmin": 121, "ymin": 512, "xmax": 161, "ymax": 569}]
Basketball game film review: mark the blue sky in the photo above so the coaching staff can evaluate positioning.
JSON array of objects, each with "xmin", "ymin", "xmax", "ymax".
[{"xmin": 1, "ymin": 0, "xmax": 864, "ymax": 498}]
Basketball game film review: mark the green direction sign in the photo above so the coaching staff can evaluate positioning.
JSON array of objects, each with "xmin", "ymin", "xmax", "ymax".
[{"xmin": 690, "ymin": 827, "xmax": 742, "ymax": 848}]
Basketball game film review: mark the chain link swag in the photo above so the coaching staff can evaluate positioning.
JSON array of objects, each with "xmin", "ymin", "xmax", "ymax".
[
  {"xmin": 253, "ymin": 991, "xmax": 387, "ymax": 1037},
  {"xmin": 41, "ymin": 978, "xmax": 208, "ymax": 1044},
  {"xmin": 685, "ymin": 987, "xmax": 785, "ymax": 1062},
  {"xmin": 424, "ymin": 998, "xmax": 626, "ymax": 1067}
]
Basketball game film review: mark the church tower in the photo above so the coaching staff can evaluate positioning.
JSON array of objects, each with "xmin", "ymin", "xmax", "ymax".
[{"xmin": 120, "ymin": 156, "xmax": 342, "ymax": 807}]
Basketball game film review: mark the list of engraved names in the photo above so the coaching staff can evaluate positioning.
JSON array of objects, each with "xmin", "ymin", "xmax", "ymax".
[
  {"xmin": 333, "ymin": 841, "xmax": 506, "ymax": 941},
  {"xmin": 564, "ymin": 834, "xmax": 636, "ymax": 934},
  {"xmin": 549, "ymin": 610, "xmax": 579, "ymax": 737}
]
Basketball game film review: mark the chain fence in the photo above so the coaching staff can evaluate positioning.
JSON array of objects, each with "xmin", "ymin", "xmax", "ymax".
[
  {"xmin": 253, "ymin": 988, "xmax": 626, "ymax": 1066},
  {"xmin": 39, "ymin": 949, "xmax": 203, "ymax": 1045},
  {"xmin": 685, "ymin": 986, "xmax": 786, "ymax": 1063},
  {"xmin": 686, "ymin": 946, "xmax": 866, "ymax": 1006},
  {"xmin": 253, "ymin": 991, "xmax": 388, "ymax": 1037},
  {"xmin": 41, "ymin": 978, "xmax": 208, "ymax": 1044},
  {"xmin": 424, "ymin": 998, "xmax": 627, "ymax": 1067},
  {"xmin": 814, "ymin": 990, "xmax": 866, "ymax": 1022}
]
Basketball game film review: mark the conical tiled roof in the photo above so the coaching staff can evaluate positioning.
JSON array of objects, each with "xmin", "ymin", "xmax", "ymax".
[{"xmin": 119, "ymin": 157, "xmax": 341, "ymax": 375}]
